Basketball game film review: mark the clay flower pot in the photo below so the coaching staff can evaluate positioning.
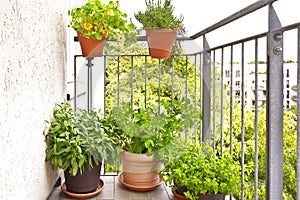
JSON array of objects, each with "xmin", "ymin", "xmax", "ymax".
[
  {"xmin": 64, "ymin": 162, "xmax": 102, "ymax": 194},
  {"xmin": 146, "ymin": 29, "xmax": 177, "ymax": 59},
  {"xmin": 120, "ymin": 151, "xmax": 162, "ymax": 188},
  {"xmin": 77, "ymin": 32, "xmax": 106, "ymax": 57}
]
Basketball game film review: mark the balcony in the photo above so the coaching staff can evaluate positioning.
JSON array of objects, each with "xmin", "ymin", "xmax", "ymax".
[{"xmin": 47, "ymin": 0, "xmax": 300, "ymax": 199}]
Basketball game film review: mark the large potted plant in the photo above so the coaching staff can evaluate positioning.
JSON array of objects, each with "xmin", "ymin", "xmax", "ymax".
[
  {"xmin": 108, "ymin": 99, "xmax": 200, "ymax": 191},
  {"xmin": 69, "ymin": 0, "xmax": 134, "ymax": 57},
  {"xmin": 159, "ymin": 145, "xmax": 242, "ymax": 200},
  {"xmin": 45, "ymin": 101, "xmax": 117, "ymax": 198},
  {"xmin": 134, "ymin": 0, "xmax": 184, "ymax": 59}
]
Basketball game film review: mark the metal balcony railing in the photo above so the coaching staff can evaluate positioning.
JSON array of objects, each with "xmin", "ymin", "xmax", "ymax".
[{"xmin": 69, "ymin": 0, "xmax": 300, "ymax": 199}]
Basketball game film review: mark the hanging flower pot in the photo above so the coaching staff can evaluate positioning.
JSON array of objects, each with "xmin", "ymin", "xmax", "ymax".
[
  {"xmin": 77, "ymin": 32, "xmax": 106, "ymax": 57},
  {"xmin": 146, "ymin": 29, "xmax": 177, "ymax": 59},
  {"xmin": 69, "ymin": 0, "xmax": 134, "ymax": 57}
]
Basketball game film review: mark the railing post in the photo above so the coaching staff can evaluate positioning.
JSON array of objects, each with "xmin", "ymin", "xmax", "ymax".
[
  {"xmin": 202, "ymin": 36, "xmax": 211, "ymax": 143},
  {"xmin": 266, "ymin": 4, "xmax": 283, "ymax": 199},
  {"xmin": 86, "ymin": 57, "xmax": 94, "ymax": 110}
]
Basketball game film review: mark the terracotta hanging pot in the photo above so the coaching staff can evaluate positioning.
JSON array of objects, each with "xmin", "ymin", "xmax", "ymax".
[
  {"xmin": 145, "ymin": 29, "xmax": 177, "ymax": 59},
  {"xmin": 77, "ymin": 32, "xmax": 106, "ymax": 57},
  {"xmin": 119, "ymin": 151, "xmax": 162, "ymax": 189}
]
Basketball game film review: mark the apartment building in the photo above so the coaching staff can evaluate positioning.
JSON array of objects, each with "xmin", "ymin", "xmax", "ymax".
[{"xmin": 223, "ymin": 62, "xmax": 297, "ymax": 110}]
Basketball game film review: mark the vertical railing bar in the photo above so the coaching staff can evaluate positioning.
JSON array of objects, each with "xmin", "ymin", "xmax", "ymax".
[
  {"xmin": 199, "ymin": 53, "xmax": 203, "ymax": 145},
  {"xmin": 144, "ymin": 56, "xmax": 147, "ymax": 108},
  {"xmin": 194, "ymin": 54, "xmax": 197, "ymax": 143},
  {"xmin": 212, "ymin": 50, "xmax": 216, "ymax": 153},
  {"xmin": 87, "ymin": 58, "xmax": 90, "ymax": 110},
  {"xmin": 241, "ymin": 42, "xmax": 245, "ymax": 200},
  {"xmin": 203, "ymin": 36, "xmax": 211, "ymax": 143},
  {"xmin": 229, "ymin": 45, "xmax": 233, "ymax": 154},
  {"xmin": 171, "ymin": 56, "xmax": 175, "ymax": 100},
  {"xmin": 254, "ymin": 38, "xmax": 259, "ymax": 200},
  {"xmin": 158, "ymin": 59, "xmax": 161, "ymax": 112},
  {"xmin": 90, "ymin": 59, "xmax": 93, "ymax": 109},
  {"xmin": 220, "ymin": 48, "xmax": 224, "ymax": 156},
  {"xmin": 296, "ymin": 26, "xmax": 300, "ymax": 200},
  {"xmin": 185, "ymin": 55, "xmax": 188, "ymax": 140},
  {"xmin": 86, "ymin": 58, "xmax": 94, "ymax": 110},
  {"xmin": 117, "ymin": 56, "xmax": 120, "ymax": 107},
  {"xmin": 74, "ymin": 56, "xmax": 77, "ymax": 110},
  {"xmin": 103, "ymin": 56, "xmax": 107, "ymax": 175},
  {"xmin": 130, "ymin": 56, "xmax": 134, "ymax": 109}
]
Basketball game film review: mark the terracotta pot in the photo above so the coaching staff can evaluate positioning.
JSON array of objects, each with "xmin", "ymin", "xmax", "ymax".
[
  {"xmin": 172, "ymin": 189, "xmax": 226, "ymax": 200},
  {"xmin": 77, "ymin": 32, "xmax": 106, "ymax": 57},
  {"xmin": 120, "ymin": 151, "xmax": 161, "ymax": 187},
  {"xmin": 64, "ymin": 161, "xmax": 101, "ymax": 194},
  {"xmin": 146, "ymin": 29, "xmax": 177, "ymax": 59}
]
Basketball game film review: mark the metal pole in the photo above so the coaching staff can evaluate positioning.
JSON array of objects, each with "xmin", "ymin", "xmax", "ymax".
[
  {"xmin": 266, "ymin": 4, "xmax": 283, "ymax": 199},
  {"xmin": 202, "ymin": 36, "xmax": 211, "ymax": 143}
]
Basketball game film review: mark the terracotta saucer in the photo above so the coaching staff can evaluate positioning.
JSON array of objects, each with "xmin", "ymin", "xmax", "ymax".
[
  {"xmin": 61, "ymin": 179, "xmax": 104, "ymax": 199},
  {"xmin": 118, "ymin": 172, "xmax": 162, "ymax": 192}
]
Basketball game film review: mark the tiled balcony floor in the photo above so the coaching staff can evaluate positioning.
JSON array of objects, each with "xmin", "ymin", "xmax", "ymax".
[{"xmin": 47, "ymin": 176, "xmax": 175, "ymax": 200}]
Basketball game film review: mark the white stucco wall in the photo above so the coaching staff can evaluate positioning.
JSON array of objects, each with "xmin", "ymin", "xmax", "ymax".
[{"xmin": 0, "ymin": 0, "xmax": 67, "ymax": 199}]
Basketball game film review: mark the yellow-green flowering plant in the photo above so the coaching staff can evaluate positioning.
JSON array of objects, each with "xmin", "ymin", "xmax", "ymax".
[{"xmin": 69, "ymin": 0, "xmax": 135, "ymax": 40}]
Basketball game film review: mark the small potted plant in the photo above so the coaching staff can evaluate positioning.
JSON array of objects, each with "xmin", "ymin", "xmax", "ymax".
[
  {"xmin": 159, "ymin": 144, "xmax": 242, "ymax": 200},
  {"xmin": 69, "ymin": 0, "xmax": 134, "ymax": 57},
  {"xmin": 45, "ymin": 101, "xmax": 117, "ymax": 198},
  {"xmin": 134, "ymin": 0, "xmax": 184, "ymax": 59},
  {"xmin": 108, "ymin": 99, "xmax": 200, "ymax": 191}
]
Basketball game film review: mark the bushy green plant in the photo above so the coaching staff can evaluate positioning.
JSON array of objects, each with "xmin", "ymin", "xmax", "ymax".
[
  {"xmin": 108, "ymin": 99, "xmax": 200, "ymax": 155},
  {"xmin": 160, "ymin": 145, "xmax": 242, "ymax": 200},
  {"xmin": 45, "ymin": 101, "xmax": 117, "ymax": 176},
  {"xmin": 69, "ymin": 0, "xmax": 134, "ymax": 40},
  {"xmin": 134, "ymin": 0, "xmax": 184, "ymax": 30}
]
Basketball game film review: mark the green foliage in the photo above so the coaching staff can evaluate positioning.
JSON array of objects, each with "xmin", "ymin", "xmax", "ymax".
[
  {"xmin": 45, "ymin": 101, "xmax": 117, "ymax": 176},
  {"xmin": 218, "ymin": 102, "xmax": 297, "ymax": 199},
  {"xmin": 134, "ymin": 0, "xmax": 184, "ymax": 30},
  {"xmin": 108, "ymin": 99, "xmax": 201, "ymax": 155},
  {"xmin": 160, "ymin": 145, "xmax": 241, "ymax": 200},
  {"xmin": 69, "ymin": 0, "xmax": 134, "ymax": 40}
]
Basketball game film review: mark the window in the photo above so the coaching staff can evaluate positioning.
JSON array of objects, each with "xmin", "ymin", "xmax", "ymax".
[
  {"xmin": 235, "ymin": 91, "xmax": 240, "ymax": 97},
  {"xmin": 286, "ymin": 69, "xmax": 290, "ymax": 78},
  {"xmin": 235, "ymin": 81, "xmax": 240, "ymax": 87},
  {"xmin": 286, "ymin": 80, "xmax": 290, "ymax": 88},
  {"xmin": 225, "ymin": 70, "xmax": 230, "ymax": 78},
  {"xmin": 287, "ymin": 90, "xmax": 290, "ymax": 98},
  {"xmin": 236, "ymin": 70, "xmax": 240, "ymax": 78}
]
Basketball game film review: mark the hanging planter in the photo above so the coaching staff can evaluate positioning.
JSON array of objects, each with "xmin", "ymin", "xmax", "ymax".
[
  {"xmin": 77, "ymin": 32, "xmax": 106, "ymax": 57},
  {"xmin": 69, "ymin": 0, "xmax": 134, "ymax": 57},
  {"xmin": 146, "ymin": 29, "xmax": 177, "ymax": 59},
  {"xmin": 134, "ymin": 0, "xmax": 184, "ymax": 59}
]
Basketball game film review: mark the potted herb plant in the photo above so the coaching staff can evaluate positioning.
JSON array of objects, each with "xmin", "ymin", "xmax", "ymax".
[
  {"xmin": 108, "ymin": 99, "xmax": 200, "ymax": 191},
  {"xmin": 69, "ymin": 0, "xmax": 134, "ymax": 57},
  {"xmin": 134, "ymin": 0, "xmax": 184, "ymax": 59},
  {"xmin": 159, "ymin": 145, "xmax": 242, "ymax": 200},
  {"xmin": 45, "ymin": 101, "xmax": 117, "ymax": 197}
]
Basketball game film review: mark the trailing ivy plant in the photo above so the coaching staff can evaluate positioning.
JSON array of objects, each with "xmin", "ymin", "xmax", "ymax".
[
  {"xmin": 160, "ymin": 144, "xmax": 242, "ymax": 200},
  {"xmin": 45, "ymin": 101, "xmax": 117, "ymax": 176}
]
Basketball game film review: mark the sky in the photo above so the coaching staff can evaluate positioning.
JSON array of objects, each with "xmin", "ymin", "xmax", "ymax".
[{"xmin": 118, "ymin": 0, "xmax": 300, "ymax": 48}]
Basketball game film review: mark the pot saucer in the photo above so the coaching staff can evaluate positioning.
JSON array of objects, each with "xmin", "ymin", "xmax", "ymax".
[
  {"xmin": 61, "ymin": 178, "xmax": 104, "ymax": 199},
  {"xmin": 118, "ymin": 172, "xmax": 162, "ymax": 192}
]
